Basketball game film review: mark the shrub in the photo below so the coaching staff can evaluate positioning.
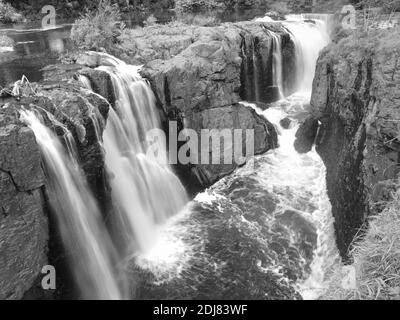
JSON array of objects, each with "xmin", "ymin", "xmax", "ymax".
[
  {"xmin": 144, "ymin": 14, "xmax": 158, "ymax": 27},
  {"xmin": 174, "ymin": 0, "xmax": 223, "ymax": 13},
  {"xmin": 0, "ymin": 0, "xmax": 24, "ymax": 24},
  {"xmin": 0, "ymin": 33, "xmax": 14, "ymax": 47},
  {"xmin": 174, "ymin": 13, "xmax": 219, "ymax": 26},
  {"xmin": 70, "ymin": 0, "xmax": 125, "ymax": 52}
]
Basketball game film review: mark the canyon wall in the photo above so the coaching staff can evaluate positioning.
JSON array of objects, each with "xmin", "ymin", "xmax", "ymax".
[{"xmin": 296, "ymin": 30, "xmax": 400, "ymax": 258}]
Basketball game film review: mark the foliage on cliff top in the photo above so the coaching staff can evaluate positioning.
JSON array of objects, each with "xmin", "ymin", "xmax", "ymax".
[
  {"xmin": 323, "ymin": 181, "xmax": 400, "ymax": 300},
  {"xmin": 354, "ymin": 0, "xmax": 400, "ymax": 12},
  {"xmin": 0, "ymin": 0, "xmax": 24, "ymax": 24},
  {"xmin": 71, "ymin": 0, "xmax": 125, "ymax": 52},
  {"xmin": 320, "ymin": 23, "xmax": 400, "ymax": 66}
]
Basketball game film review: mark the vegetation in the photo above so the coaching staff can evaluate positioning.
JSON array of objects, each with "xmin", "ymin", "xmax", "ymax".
[
  {"xmin": 0, "ymin": 0, "xmax": 24, "ymax": 24},
  {"xmin": 323, "ymin": 182, "xmax": 400, "ymax": 300},
  {"xmin": 353, "ymin": 0, "xmax": 400, "ymax": 13},
  {"xmin": 174, "ymin": 0, "xmax": 223, "ymax": 12},
  {"xmin": 0, "ymin": 33, "xmax": 14, "ymax": 47},
  {"xmin": 70, "ymin": 0, "xmax": 125, "ymax": 52}
]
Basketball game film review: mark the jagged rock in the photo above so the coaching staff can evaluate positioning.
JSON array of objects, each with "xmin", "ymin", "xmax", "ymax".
[
  {"xmin": 280, "ymin": 117, "xmax": 291, "ymax": 129},
  {"xmin": 185, "ymin": 103, "xmax": 277, "ymax": 186},
  {"xmin": 294, "ymin": 117, "xmax": 319, "ymax": 153},
  {"xmin": 0, "ymin": 109, "xmax": 47, "ymax": 300},
  {"xmin": 0, "ymin": 75, "xmax": 111, "ymax": 298},
  {"xmin": 311, "ymin": 30, "xmax": 400, "ymax": 258},
  {"xmin": 78, "ymin": 68, "xmax": 117, "ymax": 107},
  {"xmin": 120, "ymin": 21, "xmax": 292, "ymax": 187}
]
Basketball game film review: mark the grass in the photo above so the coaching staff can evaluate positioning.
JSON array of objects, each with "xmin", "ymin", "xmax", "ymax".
[
  {"xmin": 70, "ymin": 0, "xmax": 125, "ymax": 52},
  {"xmin": 323, "ymin": 182, "xmax": 400, "ymax": 300},
  {"xmin": 0, "ymin": 0, "xmax": 23, "ymax": 24}
]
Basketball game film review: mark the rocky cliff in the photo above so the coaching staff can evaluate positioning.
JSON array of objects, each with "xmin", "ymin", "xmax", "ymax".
[
  {"xmin": 0, "ymin": 66, "xmax": 110, "ymax": 299},
  {"xmin": 111, "ymin": 21, "xmax": 294, "ymax": 187},
  {"xmin": 295, "ymin": 29, "xmax": 400, "ymax": 258}
]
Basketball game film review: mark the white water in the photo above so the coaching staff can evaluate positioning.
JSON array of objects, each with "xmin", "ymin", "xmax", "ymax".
[
  {"xmin": 283, "ymin": 19, "xmax": 330, "ymax": 91},
  {"xmin": 20, "ymin": 110, "xmax": 126, "ymax": 300},
  {"xmin": 93, "ymin": 54, "xmax": 188, "ymax": 254},
  {"xmin": 269, "ymin": 30, "xmax": 284, "ymax": 98},
  {"xmin": 256, "ymin": 14, "xmax": 331, "ymax": 92},
  {"xmin": 244, "ymin": 93, "xmax": 339, "ymax": 300},
  {"xmin": 136, "ymin": 14, "xmax": 338, "ymax": 298},
  {"xmin": 255, "ymin": 13, "xmax": 338, "ymax": 298}
]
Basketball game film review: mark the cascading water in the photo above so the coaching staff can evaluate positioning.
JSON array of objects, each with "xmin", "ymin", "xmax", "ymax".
[
  {"xmin": 269, "ymin": 31, "xmax": 284, "ymax": 98},
  {"xmin": 257, "ymin": 14, "xmax": 331, "ymax": 92},
  {"xmin": 134, "ymin": 15, "xmax": 339, "ymax": 299},
  {"xmin": 283, "ymin": 18, "xmax": 330, "ymax": 91},
  {"xmin": 85, "ymin": 54, "xmax": 188, "ymax": 254},
  {"xmin": 20, "ymin": 109, "xmax": 126, "ymax": 300}
]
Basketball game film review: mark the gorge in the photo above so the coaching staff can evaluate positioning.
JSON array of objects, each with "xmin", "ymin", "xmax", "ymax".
[{"xmin": 1, "ymin": 2, "xmax": 399, "ymax": 301}]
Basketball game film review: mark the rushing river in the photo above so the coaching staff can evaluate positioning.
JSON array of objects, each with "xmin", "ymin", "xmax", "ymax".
[
  {"xmin": 10, "ymin": 13, "xmax": 340, "ymax": 299},
  {"xmin": 134, "ymin": 15, "xmax": 340, "ymax": 300}
]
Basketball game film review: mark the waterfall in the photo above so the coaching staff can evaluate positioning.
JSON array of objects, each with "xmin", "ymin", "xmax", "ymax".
[
  {"xmin": 256, "ymin": 14, "xmax": 330, "ymax": 94},
  {"xmin": 133, "ymin": 15, "xmax": 337, "ymax": 299},
  {"xmin": 88, "ymin": 54, "xmax": 188, "ymax": 254},
  {"xmin": 282, "ymin": 17, "xmax": 330, "ymax": 92},
  {"xmin": 269, "ymin": 31, "xmax": 284, "ymax": 98},
  {"xmin": 20, "ymin": 110, "xmax": 126, "ymax": 300}
]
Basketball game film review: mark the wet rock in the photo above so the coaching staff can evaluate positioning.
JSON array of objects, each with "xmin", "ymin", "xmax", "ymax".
[
  {"xmin": 78, "ymin": 68, "xmax": 116, "ymax": 107},
  {"xmin": 280, "ymin": 117, "xmax": 291, "ymax": 129},
  {"xmin": 0, "ymin": 73, "xmax": 111, "ymax": 298},
  {"xmin": 0, "ymin": 109, "xmax": 47, "ymax": 300},
  {"xmin": 294, "ymin": 116, "xmax": 319, "ymax": 153},
  {"xmin": 311, "ymin": 30, "xmax": 400, "ymax": 259},
  {"xmin": 187, "ymin": 104, "xmax": 278, "ymax": 187}
]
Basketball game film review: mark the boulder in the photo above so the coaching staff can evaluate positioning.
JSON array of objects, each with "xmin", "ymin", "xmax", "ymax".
[
  {"xmin": 294, "ymin": 117, "xmax": 319, "ymax": 153},
  {"xmin": 187, "ymin": 104, "xmax": 278, "ymax": 186},
  {"xmin": 280, "ymin": 117, "xmax": 291, "ymax": 129}
]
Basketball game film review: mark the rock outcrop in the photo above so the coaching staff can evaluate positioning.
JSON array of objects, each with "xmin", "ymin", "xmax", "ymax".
[
  {"xmin": 78, "ymin": 21, "xmax": 290, "ymax": 187},
  {"xmin": 186, "ymin": 103, "xmax": 277, "ymax": 186},
  {"xmin": 0, "ymin": 107, "xmax": 47, "ymax": 300},
  {"xmin": 0, "ymin": 70, "xmax": 110, "ymax": 299},
  {"xmin": 299, "ymin": 30, "xmax": 400, "ymax": 258}
]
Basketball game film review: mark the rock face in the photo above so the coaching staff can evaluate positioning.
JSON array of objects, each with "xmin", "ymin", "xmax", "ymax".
[
  {"xmin": 305, "ymin": 31, "xmax": 400, "ymax": 258},
  {"xmin": 0, "ymin": 108, "xmax": 47, "ymax": 300},
  {"xmin": 119, "ymin": 21, "xmax": 293, "ymax": 187},
  {"xmin": 186, "ymin": 103, "xmax": 277, "ymax": 186},
  {"xmin": 294, "ymin": 117, "xmax": 319, "ymax": 153},
  {"xmin": 80, "ymin": 21, "xmax": 289, "ymax": 187},
  {"xmin": 0, "ymin": 70, "xmax": 110, "ymax": 299}
]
